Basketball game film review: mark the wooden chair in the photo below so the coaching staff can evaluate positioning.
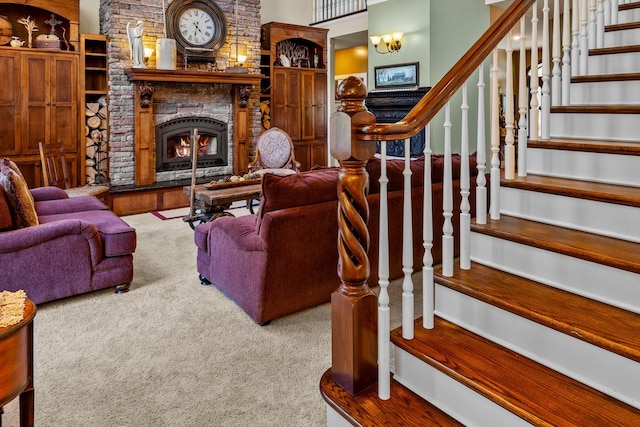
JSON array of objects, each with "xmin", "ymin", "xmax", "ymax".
[
  {"xmin": 38, "ymin": 141, "xmax": 110, "ymax": 203},
  {"xmin": 248, "ymin": 127, "xmax": 300, "ymax": 176}
]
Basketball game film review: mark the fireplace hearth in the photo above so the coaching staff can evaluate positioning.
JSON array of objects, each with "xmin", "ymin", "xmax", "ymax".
[{"xmin": 156, "ymin": 117, "xmax": 228, "ymax": 173}]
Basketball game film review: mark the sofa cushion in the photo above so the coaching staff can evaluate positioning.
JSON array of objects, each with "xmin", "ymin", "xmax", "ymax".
[
  {"xmin": 38, "ymin": 210, "xmax": 136, "ymax": 257},
  {"xmin": 35, "ymin": 196, "xmax": 108, "ymax": 217},
  {"xmin": 0, "ymin": 188, "xmax": 13, "ymax": 231},
  {"xmin": 0, "ymin": 162, "xmax": 39, "ymax": 229},
  {"xmin": 256, "ymin": 168, "xmax": 339, "ymax": 232}
]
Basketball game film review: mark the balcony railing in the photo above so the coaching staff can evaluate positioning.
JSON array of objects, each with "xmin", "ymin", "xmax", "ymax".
[{"xmin": 313, "ymin": 0, "xmax": 367, "ymax": 23}]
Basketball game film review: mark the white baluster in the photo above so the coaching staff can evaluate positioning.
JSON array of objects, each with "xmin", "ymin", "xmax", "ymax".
[
  {"xmin": 572, "ymin": 0, "xmax": 581, "ymax": 76},
  {"xmin": 580, "ymin": 0, "xmax": 589, "ymax": 75},
  {"xmin": 530, "ymin": 4, "xmax": 540, "ymax": 140},
  {"xmin": 490, "ymin": 49, "xmax": 501, "ymax": 220},
  {"xmin": 505, "ymin": 32, "xmax": 516, "ymax": 177},
  {"xmin": 597, "ymin": 0, "xmax": 605, "ymax": 48},
  {"xmin": 604, "ymin": 0, "xmax": 611, "ymax": 25},
  {"xmin": 541, "ymin": 0, "xmax": 551, "ymax": 140},
  {"xmin": 442, "ymin": 104, "xmax": 454, "ymax": 276},
  {"xmin": 460, "ymin": 83, "xmax": 470, "ymax": 270},
  {"xmin": 562, "ymin": 0, "xmax": 572, "ymax": 105},
  {"xmin": 552, "ymin": 0, "xmax": 562, "ymax": 106},
  {"xmin": 402, "ymin": 137, "xmax": 414, "ymax": 339},
  {"xmin": 588, "ymin": 0, "xmax": 597, "ymax": 49},
  {"xmin": 612, "ymin": 0, "xmax": 619, "ymax": 25},
  {"xmin": 476, "ymin": 63, "xmax": 487, "ymax": 224},
  {"xmin": 423, "ymin": 124, "xmax": 434, "ymax": 329},
  {"xmin": 377, "ymin": 140, "xmax": 390, "ymax": 400},
  {"xmin": 518, "ymin": 17, "xmax": 529, "ymax": 177}
]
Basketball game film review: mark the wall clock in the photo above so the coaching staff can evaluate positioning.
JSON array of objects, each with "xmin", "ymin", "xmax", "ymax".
[{"xmin": 166, "ymin": 0, "xmax": 227, "ymax": 61}]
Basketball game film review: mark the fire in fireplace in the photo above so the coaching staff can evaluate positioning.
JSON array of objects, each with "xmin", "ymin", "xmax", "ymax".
[{"xmin": 156, "ymin": 117, "xmax": 228, "ymax": 172}]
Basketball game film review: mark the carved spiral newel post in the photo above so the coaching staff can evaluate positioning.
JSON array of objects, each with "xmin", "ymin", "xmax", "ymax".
[{"xmin": 331, "ymin": 76, "xmax": 378, "ymax": 395}]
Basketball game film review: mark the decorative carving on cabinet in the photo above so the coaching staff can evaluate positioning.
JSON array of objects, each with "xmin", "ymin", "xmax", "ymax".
[
  {"xmin": 138, "ymin": 82, "xmax": 155, "ymax": 108},
  {"xmin": 238, "ymin": 85, "xmax": 251, "ymax": 108}
]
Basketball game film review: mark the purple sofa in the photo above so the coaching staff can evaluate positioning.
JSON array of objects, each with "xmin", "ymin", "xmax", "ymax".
[
  {"xmin": 194, "ymin": 154, "xmax": 481, "ymax": 325},
  {"xmin": 0, "ymin": 185, "xmax": 137, "ymax": 304}
]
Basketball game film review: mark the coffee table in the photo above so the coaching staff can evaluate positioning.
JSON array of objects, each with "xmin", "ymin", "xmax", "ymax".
[{"xmin": 183, "ymin": 183, "xmax": 261, "ymax": 228}]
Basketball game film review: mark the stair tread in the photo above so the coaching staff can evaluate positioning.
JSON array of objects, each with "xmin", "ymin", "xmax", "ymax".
[
  {"xmin": 500, "ymin": 173, "xmax": 640, "ymax": 207},
  {"xmin": 619, "ymin": 1, "xmax": 640, "ymax": 11},
  {"xmin": 572, "ymin": 72, "xmax": 640, "ymax": 83},
  {"xmin": 434, "ymin": 262, "xmax": 640, "ymax": 362},
  {"xmin": 391, "ymin": 318, "xmax": 640, "ymax": 426},
  {"xmin": 550, "ymin": 105, "xmax": 640, "ymax": 114},
  {"xmin": 606, "ymin": 21, "xmax": 640, "ymax": 32},
  {"xmin": 471, "ymin": 215, "xmax": 640, "ymax": 274},
  {"xmin": 590, "ymin": 44, "xmax": 640, "ymax": 55},
  {"xmin": 528, "ymin": 137, "xmax": 640, "ymax": 155},
  {"xmin": 319, "ymin": 368, "xmax": 464, "ymax": 427}
]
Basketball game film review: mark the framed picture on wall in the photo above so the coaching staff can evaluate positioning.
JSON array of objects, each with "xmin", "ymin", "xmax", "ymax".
[
  {"xmin": 335, "ymin": 73, "xmax": 367, "ymax": 100},
  {"xmin": 374, "ymin": 62, "xmax": 419, "ymax": 89}
]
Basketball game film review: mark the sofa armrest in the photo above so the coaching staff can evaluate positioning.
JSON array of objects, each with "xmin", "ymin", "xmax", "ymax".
[
  {"xmin": 196, "ymin": 215, "xmax": 264, "ymax": 253},
  {"xmin": 0, "ymin": 219, "xmax": 103, "ymax": 267},
  {"xmin": 30, "ymin": 186, "xmax": 70, "ymax": 202}
]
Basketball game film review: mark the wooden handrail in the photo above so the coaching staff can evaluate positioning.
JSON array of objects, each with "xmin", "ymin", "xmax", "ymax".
[{"xmin": 357, "ymin": 0, "xmax": 536, "ymax": 141}]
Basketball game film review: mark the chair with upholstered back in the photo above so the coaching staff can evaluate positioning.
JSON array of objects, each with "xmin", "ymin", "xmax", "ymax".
[
  {"xmin": 39, "ymin": 140, "xmax": 110, "ymax": 203},
  {"xmin": 248, "ymin": 127, "xmax": 300, "ymax": 176}
]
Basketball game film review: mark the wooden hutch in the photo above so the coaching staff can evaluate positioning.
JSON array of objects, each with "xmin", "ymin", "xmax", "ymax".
[{"xmin": 260, "ymin": 22, "xmax": 329, "ymax": 171}]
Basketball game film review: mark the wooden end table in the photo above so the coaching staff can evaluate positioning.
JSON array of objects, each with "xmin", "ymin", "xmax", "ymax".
[{"xmin": 0, "ymin": 298, "xmax": 36, "ymax": 427}]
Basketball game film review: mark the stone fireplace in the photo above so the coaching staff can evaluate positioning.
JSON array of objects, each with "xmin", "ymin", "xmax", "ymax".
[{"xmin": 100, "ymin": 0, "xmax": 262, "ymax": 187}]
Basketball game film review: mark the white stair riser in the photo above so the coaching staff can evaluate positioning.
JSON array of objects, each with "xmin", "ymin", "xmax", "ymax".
[
  {"xmin": 527, "ymin": 147, "xmax": 640, "ymax": 186},
  {"xmin": 617, "ymin": 8, "xmax": 640, "ymax": 24},
  {"xmin": 588, "ymin": 51, "xmax": 640, "ymax": 74},
  {"xmin": 326, "ymin": 406, "xmax": 352, "ymax": 427},
  {"xmin": 570, "ymin": 80, "xmax": 640, "ymax": 105},
  {"xmin": 604, "ymin": 28, "xmax": 640, "ymax": 47},
  {"xmin": 499, "ymin": 186, "xmax": 640, "ymax": 243},
  {"xmin": 435, "ymin": 285, "xmax": 640, "ymax": 409},
  {"xmin": 549, "ymin": 112, "xmax": 640, "ymax": 141},
  {"xmin": 394, "ymin": 348, "xmax": 530, "ymax": 427},
  {"xmin": 470, "ymin": 231, "xmax": 640, "ymax": 314}
]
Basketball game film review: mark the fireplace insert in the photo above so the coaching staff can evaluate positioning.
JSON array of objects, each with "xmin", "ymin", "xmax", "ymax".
[{"xmin": 156, "ymin": 117, "xmax": 228, "ymax": 172}]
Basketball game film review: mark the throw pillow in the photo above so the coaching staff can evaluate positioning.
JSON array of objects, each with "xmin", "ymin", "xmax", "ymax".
[
  {"xmin": 0, "ymin": 187, "xmax": 13, "ymax": 231},
  {"xmin": 0, "ymin": 163, "xmax": 39, "ymax": 228}
]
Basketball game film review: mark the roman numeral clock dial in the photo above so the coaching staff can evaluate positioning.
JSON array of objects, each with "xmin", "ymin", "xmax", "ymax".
[{"xmin": 166, "ymin": 0, "xmax": 227, "ymax": 62}]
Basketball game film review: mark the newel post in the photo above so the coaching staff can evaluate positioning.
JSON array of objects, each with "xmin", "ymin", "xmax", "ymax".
[{"xmin": 330, "ymin": 76, "xmax": 378, "ymax": 395}]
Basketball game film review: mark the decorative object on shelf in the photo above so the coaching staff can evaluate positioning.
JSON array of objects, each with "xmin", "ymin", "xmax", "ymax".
[
  {"xmin": 373, "ymin": 62, "xmax": 419, "ymax": 89},
  {"xmin": 44, "ymin": 13, "xmax": 61, "ymax": 37},
  {"xmin": 127, "ymin": 20, "xmax": 146, "ymax": 68},
  {"xmin": 276, "ymin": 40, "xmax": 309, "ymax": 67},
  {"xmin": 10, "ymin": 36, "xmax": 24, "ymax": 48},
  {"xmin": 227, "ymin": 0, "xmax": 248, "ymax": 73},
  {"xmin": 165, "ymin": 0, "xmax": 227, "ymax": 63},
  {"xmin": 0, "ymin": 15, "xmax": 13, "ymax": 46},
  {"xmin": 17, "ymin": 16, "xmax": 38, "ymax": 49},
  {"xmin": 279, "ymin": 54, "xmax": 290, "ymax": 67},
  {"xmin": 369, "ymin": 32, "xmax": 403, "ymax": 54},
  {"xmin": 157, "ymin": 0, "xmax": 177, "ymax": 70}
]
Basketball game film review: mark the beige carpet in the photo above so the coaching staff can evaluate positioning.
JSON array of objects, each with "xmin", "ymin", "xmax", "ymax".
[{"xmin": 3, "ymin": 206, "xmax": 421, "ymax": 427}]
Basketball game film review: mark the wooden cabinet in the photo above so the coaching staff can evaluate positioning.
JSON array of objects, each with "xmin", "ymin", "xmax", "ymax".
[
  {"xmin": 0, "ymin": 48, "xmax": 79, "ymax": 187},
  {"xmin": 261, "ymin": 22, "xmax": 328, "ymax": 171}
]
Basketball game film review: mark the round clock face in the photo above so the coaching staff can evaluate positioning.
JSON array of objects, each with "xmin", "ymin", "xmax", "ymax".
[
  {"xmin": 178, "ymin": 8, "xmax": 215, "ymax": 46},
  {"xmin": 166, "ymin": 0, "xmax": 227, "ymax": 57}
]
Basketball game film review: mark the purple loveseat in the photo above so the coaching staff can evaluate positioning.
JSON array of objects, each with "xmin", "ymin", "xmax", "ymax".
[
  {"xmin": 194, "ymin": 155, "xmax": 482, "ymax": 325},
  {"xmin": 0, "ymin": 186, "xmax": 137, "ymax": 304}
]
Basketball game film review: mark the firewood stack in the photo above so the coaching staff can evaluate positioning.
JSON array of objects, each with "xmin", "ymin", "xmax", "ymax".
[
  {"xmin": 260, "ymin": 100, "xmax": 271, "ymax": 131},
  {"xmin": 85, "ymin": 97, "xmax": 109, "ymax": 185}
]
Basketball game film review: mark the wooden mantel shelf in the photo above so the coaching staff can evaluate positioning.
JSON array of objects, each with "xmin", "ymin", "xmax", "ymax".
[{"xmin": 124, "ymin": 68, "xmax": 264, "ymax": 85}]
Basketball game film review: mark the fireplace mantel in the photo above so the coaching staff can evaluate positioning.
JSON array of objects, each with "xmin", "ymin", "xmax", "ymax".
[
  {"xmin": 124, "ymin": 68, "xmax": 264, "ymax": 85},
  {"xmin": 124, "ymin": 68, "xmax": 263, "ymax": 186}
]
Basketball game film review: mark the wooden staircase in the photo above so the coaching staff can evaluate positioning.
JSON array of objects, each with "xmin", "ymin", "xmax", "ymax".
[{"xmin": 322, "ymin": 2, "xmax": 640, "ymax": 425}]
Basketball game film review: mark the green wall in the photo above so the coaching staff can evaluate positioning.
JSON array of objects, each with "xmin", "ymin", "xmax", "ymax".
[{"xmin": 367, "ymin": 0, "xmax": 491, "ymax": 154}]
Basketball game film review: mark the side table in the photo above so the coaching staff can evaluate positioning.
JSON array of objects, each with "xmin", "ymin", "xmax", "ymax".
[{"xmin": 0, "ymin": 298, "xmax": 36, "ymax": 427}]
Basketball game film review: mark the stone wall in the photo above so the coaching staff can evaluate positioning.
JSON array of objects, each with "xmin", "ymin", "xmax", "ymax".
[{"xmin": 99, "ymin": 0, "xmax": 262, "ymax": 186}]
